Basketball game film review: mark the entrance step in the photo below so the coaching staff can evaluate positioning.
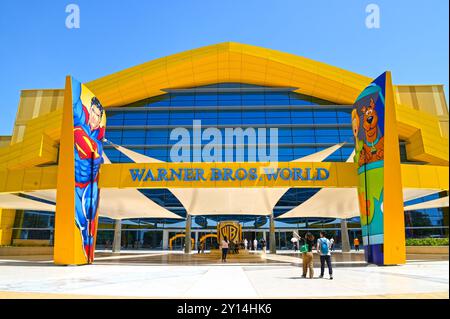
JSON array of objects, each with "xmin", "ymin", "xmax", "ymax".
[{"xmin": 193, "ymin": 249, "xmax": 266, "ymax": 262}]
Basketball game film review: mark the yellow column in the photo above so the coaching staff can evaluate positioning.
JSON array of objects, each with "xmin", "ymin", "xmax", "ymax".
[
  {"xmin": 383, "ymin": 72, "xmax": 406, "ymax": 265},
  {"xmin": 0, "ymin": 209, "xmax": 16, "ymax": 246},
  {"xmin": 53, "ymin": 76, "xmax": 86, "ymax": 265}
]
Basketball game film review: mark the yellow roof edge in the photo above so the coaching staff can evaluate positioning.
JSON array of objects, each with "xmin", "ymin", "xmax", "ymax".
[
  {"xmin": 85, "ymin": 42, "xmax": 375, "ymax": 107},
  {"xmin": 395, "ymin": 84, "xmax": 446, "ymax": 88},
  {"xmin": 20, "ymin": 88, "xmax": 64, "ymax": 92}
]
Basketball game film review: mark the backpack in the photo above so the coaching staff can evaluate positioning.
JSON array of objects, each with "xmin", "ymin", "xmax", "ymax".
[
  {"xmin": 319, "ymin": 238, "xmax": 329, "ymax": 254},
  {"xmin": 300, "ymin": 243, "xmax": 309, "ymax": 253}
]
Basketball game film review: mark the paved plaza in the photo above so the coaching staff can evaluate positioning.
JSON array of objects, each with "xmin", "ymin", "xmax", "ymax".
[{"xmin": 0, "ymin": 251, "xmax": 448, "ymax": 299}]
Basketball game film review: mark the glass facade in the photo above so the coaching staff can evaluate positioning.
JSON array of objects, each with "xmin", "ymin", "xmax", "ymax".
[
  {"xmin": 104, "ymin": 83, "xmax": 357, "ymax": 163},
  {"xmin": 10, "ymin": 83, "xmax": 449, "ymax": 249},
  {"xmin": 404, "ymin": 191, "xmax": 449, "ymax": 238}
]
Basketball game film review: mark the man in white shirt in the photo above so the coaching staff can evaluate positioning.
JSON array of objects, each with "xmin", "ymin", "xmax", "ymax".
[
  {"xmin": 291, "ymin": 236, "xmax": 299, "ymax": 251},
  {"xmin": 316, "ymin": 231, "xmax": 333, "ymax": 280},
  {"xmin": 244, "ymin": 238, "xmax": 248, "ymax": 250},
  {"xmin": 253, "ymin": 238, "xmax": 258, "ymax": 251}
]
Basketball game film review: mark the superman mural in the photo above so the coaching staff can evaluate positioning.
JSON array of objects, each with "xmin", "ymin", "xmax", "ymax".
[{"xmin": 72, "ymin": 79, "xmax": 106, "ymax": 263}]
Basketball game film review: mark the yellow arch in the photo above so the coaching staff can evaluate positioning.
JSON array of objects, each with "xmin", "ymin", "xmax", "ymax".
[
  {"xmin": 86, "ymin": 42, "xmax": 447, "ymax": 166},
  {"xmin": 199, "ymin": 234, "xmax": 218, "ymax": 244},
  {"xmin": 87, "ymin": 42, "xmax": 370, "ymax": 107},
  {"xmin": 169, "ymin": 233, "xmax": 194, "ymax": 250}
]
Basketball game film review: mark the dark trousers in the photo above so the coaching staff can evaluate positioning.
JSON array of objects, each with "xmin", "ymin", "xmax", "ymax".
[
  {"xmin": 320, "ymin": 255, "xmax": 333, "ymax": 276},
  {"xmin": 222, "ymin": 248, "xmax": 228, "ymax": 261},
  {"xmin": 355, "ymin": 245, "xmax": 360, "ymax": 251}
]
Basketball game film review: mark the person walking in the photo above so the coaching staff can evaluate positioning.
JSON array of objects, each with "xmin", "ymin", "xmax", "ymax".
[
  {"xmin": 229, "ymin": 240, "xmax": 235, "ymax": 255},
  {"xmin": 291, "ymin": 236, "xmax": 299, "ymax": 252},
  {"xmin": 317, "ymin": 231, "xmax": 333, "ymax": 280},
  {"xmin": 244, "ymin": 238, "xmax": 248, "ymax": 250},
  {"xmin": 330, "ymin": 237, "xmax": 335, "ymax": 251},
  {"xmin": 221, "ymin": 236, "xmax": 229, "ymax": 262},
  {"xmin": 253, "ymin": 238, "xmax": 258, "ymax": 251},
  {"xmin": 300, "ymin": 232, "xmax": 315, "ymax": 279},
  {"xmin": 261, "ymin": 238, "xmax": 266, "ymax": 253},
  {"xmin": 353, "ymin": 237, "xmax": 360, "ymax": 251}
]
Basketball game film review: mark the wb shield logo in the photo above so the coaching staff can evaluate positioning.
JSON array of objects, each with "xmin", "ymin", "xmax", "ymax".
[{"xmin": 220, "ymin": 224, "xmax": 239, "ymax": 242}]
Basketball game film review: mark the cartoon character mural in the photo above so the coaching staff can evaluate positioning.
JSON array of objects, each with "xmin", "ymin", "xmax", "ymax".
[
  {"xmin": 351, "ymin": 109, "xmax": 363, "ymax": 164},
  {"xmin": 72, "ymin": 80, "xmax": 106, "ymax": 263},
  {"xmin": 359, "ymin": 98, "xmax": 385, "ymax": 166},
  {"xmin": 353, "ymin": 73, "xmax": 386, "ymax": 265},
  {"xmin": 54, "ymin": 76, "xmax": 106, "ymax": 265}
]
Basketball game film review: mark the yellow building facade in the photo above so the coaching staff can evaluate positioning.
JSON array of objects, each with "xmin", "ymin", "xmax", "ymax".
[{"xmin": 0, "ymin": 42, "xmax": 448, "ymax": 263}]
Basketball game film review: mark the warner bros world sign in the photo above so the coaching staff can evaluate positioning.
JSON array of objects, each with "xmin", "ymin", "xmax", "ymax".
[
  {"xmin": 99, "ymin": 162, "xmax": 358, "ymax": 188},
  {"xmin": 128, "ymin": 165, "xmax": 330, "ymax": 183}
]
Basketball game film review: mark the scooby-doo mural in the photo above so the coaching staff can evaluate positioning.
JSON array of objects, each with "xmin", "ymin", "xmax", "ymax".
[
  {"xmin": 359, "ymin": 98, "xmax": 385, "ymax": 165},
  {"xmin": 353, "ymin": 73, "xmax": 387, "ymax": 265}
]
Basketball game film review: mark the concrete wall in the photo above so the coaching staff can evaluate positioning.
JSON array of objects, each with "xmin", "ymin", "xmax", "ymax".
[
  {"xmin": 12, "ymin": 239, "xmax": 51, "ymax": 246},
  {"xmin": 0, "ymin": 246, "xmax": 53, "ymax": 256}
]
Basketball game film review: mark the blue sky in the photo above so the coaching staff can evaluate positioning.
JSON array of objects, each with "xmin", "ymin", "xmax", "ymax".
[{"xmin": 0, "ymin": 0, "xmax": 448, "ymax": 136}]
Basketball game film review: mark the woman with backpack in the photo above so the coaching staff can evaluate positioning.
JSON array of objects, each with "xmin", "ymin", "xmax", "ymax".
[
  {"xmin": 300, "ymin": 232, "xmax": 315, "ymax": 279},
  {"xmin": 317, "ymin": 231, "xmax": 333, "ymax": 280}
]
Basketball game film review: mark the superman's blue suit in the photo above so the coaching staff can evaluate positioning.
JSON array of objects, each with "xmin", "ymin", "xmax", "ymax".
[{"xmin": 72, "ymin": 82, "xmax": 105, "ymax": 262}]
